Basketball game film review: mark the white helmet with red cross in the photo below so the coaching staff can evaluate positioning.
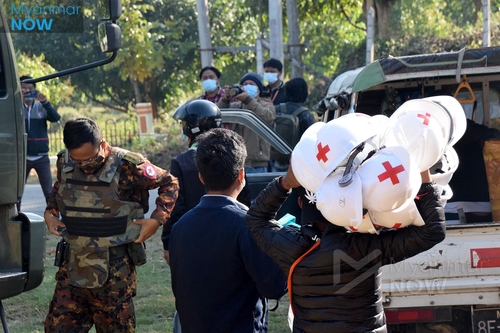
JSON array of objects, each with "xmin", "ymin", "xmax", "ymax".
[
  {"xmin": 290, "ymin": 122, "xmax": 327, "ymax": 193},
  {"xmin": 368, "ymin": 202, "xmax": 425, "ymax": 229},
  {"xmin": 358, "ymin": 146, "xmax": 421, "ymax": 212},
  {"xmin": 315, "ymin": 113, "xmax": 378, "ymax": 179},
  {"xmin": 315, "ymin": 167, "xmax": 364, "ymax": 229},
  {"xmin": 423, "ymin": 95, "xmax": 467, "ymax": 147},
  {"xmin": 345, "ymin": 212, "xmax": 379, "ymax": 234},
  {"xmin": 380, "ymin": 100, "xmax": 448, "ymax": 172}
]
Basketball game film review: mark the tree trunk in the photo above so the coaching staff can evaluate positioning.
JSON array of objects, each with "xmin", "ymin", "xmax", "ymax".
[
  {"xmin": 130, "ymin": 76, "xmax": 142, "ymax": 104},
  {"xmin": 145, "ymin": 77, "xmax": 159, "ymax": 120},
  {"xmin": 374, "ymin": 0, "xmax": 393, "ymax": 39},
  {"xmin": 364, "ymin": 0, "xmax": 393, "ymax": 39}
]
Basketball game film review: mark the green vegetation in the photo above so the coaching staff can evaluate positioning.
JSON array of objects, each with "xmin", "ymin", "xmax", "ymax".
[{"xmin": 15, "ymin": 0, "xmax": 500, "ymax": 116}]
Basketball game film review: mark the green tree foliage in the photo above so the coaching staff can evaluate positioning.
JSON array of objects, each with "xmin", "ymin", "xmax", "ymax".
[
  {"xmin": 16, "ymin": 52, "xmax": 72, "ymax": 106},
  {"xmin": 10, "ymin": 0, "xmax": 500, "ymax": 118}
]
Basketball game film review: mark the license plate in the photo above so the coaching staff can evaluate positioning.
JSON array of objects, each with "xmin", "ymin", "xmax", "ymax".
[{"xmin": 473, "ymin": 308, "xmax": 500, "ymax": 333}]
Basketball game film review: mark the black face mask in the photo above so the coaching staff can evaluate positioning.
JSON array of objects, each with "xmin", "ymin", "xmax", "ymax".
[{"xmin": 78, "ymin": 155, "xmax": 105, "ymax": 174}]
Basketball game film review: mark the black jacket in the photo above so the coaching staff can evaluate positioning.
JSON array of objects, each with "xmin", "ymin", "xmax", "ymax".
[
  {"xmin": 25, "ymin": 100, "xmax": 60, "ymax": 156},
  {"xmin": 246, "ymin": 179, "xmax": 445, "ymax": 333}
]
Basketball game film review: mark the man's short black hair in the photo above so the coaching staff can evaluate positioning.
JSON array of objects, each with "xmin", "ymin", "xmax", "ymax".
[
  {"xmin": 20, "ymin": 75, "xmax": 35, "ymax": 88},
  {"xmin": 199, "ymin": 66, "xmax": 222, "ymax": 80},
  {"xmin": 263, "ymin": 58, "xmax": 283, "ymax": 72},
  {"xmin": 285, "ymin": 77, "xmax": 308, "ymax": 103},
  {"xmin": 63, "ymin": 118, "xmax": 102, "ymax": 150},
  {"xmin": 195, "ymin": 128, "xmax": 247, "ymax": 192}
]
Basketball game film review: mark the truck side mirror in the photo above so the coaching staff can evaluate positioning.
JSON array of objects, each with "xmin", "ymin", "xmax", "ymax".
[
  {"xmin": 98, "ymin": 23, "xmax": 122, "ymax": 53},
  {"xmin": 98, "ymin": 0, "xmax": 122, "ymax": 21}
]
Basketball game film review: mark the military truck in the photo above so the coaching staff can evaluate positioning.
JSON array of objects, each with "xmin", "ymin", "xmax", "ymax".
[{"xmin": 0, "ymin": 1, "xmax": 122, "ymax": 332}]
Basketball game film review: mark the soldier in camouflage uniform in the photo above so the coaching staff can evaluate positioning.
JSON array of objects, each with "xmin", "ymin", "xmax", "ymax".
[{"xmin": 43, "ymin": 118, "xmax": 179, "ymax": 333}]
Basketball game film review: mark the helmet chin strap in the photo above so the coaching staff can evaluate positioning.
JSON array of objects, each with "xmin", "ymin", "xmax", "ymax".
[{"xmin": 338, "ymin": 142, "xmax": 365, "ymax": 188}]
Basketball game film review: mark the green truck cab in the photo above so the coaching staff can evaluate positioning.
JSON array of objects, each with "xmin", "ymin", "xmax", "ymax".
[{"xmin": 0, "ymin": 1, "xmax": 122, "ymax": 331}]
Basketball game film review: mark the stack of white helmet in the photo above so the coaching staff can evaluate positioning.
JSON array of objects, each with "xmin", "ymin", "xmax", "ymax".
[{"xmin": 290, "ymin": 95, "xmax": 467, "ymax": 233}]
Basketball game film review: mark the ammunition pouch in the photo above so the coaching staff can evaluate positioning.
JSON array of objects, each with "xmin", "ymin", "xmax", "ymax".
[{"xmin": 127, "ymin": 242, "xmax": 147, "ymax": 266}]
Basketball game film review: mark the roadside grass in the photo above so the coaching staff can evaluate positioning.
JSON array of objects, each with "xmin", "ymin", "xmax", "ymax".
[{"xmin": 3, "ymin": 231, "xmax": 291, "ymax": 333}]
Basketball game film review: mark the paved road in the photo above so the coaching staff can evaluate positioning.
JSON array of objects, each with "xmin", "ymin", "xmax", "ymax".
[{"xmin": 20, "ymin": 184, "xmax": 157, "ymax": 218}]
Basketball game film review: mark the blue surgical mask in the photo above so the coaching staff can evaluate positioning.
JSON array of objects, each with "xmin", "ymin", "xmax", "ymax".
[
  {"xmin": 244, "ymin": 85, "xmax": 259, "ymax": 98},
  {"xmin": 202, "ymin": 79, "xmax": 218, "ymax": 93},
  {"xmin": 264, "ymin": 72, "xmax": 279, "ymax": 84}
]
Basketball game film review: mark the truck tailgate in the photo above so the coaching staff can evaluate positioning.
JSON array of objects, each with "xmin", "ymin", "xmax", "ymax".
[{"xmin": 382, "ymin": 223, "xmax": 500, "ymax": 308}]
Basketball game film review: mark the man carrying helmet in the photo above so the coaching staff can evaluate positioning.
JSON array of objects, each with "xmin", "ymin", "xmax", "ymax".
[{"xmin": 246, "ymin": 165, "xmax": 446, "ymax": 332}]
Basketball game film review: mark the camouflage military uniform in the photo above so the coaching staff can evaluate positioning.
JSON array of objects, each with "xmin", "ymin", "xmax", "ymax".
[{"xmin": 44, "ymin": 144, "xmax": 178, "ymax": 333}]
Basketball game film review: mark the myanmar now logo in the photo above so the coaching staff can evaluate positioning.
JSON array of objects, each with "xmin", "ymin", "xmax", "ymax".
[{"xmin": 10, "ymin": 3, "xmax": 82, "ymax": 32}]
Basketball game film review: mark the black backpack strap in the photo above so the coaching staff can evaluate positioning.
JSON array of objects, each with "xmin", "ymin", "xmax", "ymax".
[
  {"xmin": 279, "ymin": 103, "xmax": 287, "ymax": 114},
  {"xmin": 292, "ymin": 106, "xmax": 308, "ymax": 116}
]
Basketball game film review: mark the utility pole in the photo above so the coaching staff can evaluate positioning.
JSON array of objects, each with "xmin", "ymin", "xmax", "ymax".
[
  {"xmin": 196, "ymin": 0, "xmax": 213, "ymax": 67},
  {"xmin": 268, "ymin": 0, "xmax": 284, "ymax": 76},
  {"xmin": 256, "ymin": 34, "xmax": 264, "ymax": 77},
  {"xmin": 483, "ymin": 0, "xmax": 490, "ymax": 47},
  {"xmin": 286, "ymin": 0, "xmax": 302, "ymax": 78},
  {"xmin": 366, "ymin": 6, "xmax": 375, "ymax": 65}
]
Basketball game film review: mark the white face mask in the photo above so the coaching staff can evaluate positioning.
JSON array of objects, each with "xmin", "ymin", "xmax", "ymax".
[
  {"xmin": 243, "ymin": 85, "xmax": 259, "ymax": 98},
  {"xmin": 264, "ymin": 72, "xmax": 279, "ymax": 84},
  {"xmin": 202, "ymin": 79, "xmax": 218, "ymax": 93}
]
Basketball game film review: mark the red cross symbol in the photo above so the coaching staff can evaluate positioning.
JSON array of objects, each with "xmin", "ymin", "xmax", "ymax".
[
  {"xmin": 316, "ymin": 142, "xmax": 330, "ymax": 163},
  {"xmin": 417, "ymin": 112, "xmax": 431, "ymax": 126},
  {"xmin": 377, "ymin": 161, "xmax": 405, "ymax": 185}
]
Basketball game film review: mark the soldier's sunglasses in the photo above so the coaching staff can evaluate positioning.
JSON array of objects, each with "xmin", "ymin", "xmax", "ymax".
[{"xmin": 70, "ymin": 145, "xmax": 102, "ymax": 166}]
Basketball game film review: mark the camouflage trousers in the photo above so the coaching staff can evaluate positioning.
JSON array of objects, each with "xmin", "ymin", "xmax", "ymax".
[{"xmin": 44, "ymin": 254, "xmax": 137, "ymax": 333}]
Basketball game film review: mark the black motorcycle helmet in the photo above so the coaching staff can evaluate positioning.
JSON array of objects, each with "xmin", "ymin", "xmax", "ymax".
[{"xmin": 173, "ymin": 100, "xmax": 223, "ymax": 140}]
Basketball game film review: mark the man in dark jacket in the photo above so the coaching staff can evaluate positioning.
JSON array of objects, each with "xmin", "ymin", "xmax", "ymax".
[
  {"xmin": 170, "ymin": 128, "xmax": 287, "ymax": 333},
  {"xmin": 161, "ymin": 100, "xmax": 250, "ymax": 264},
  {"xmin": 246, "ymin": 165, "xmax": 446, "ymax": 333},
  {"xmin": 19, "ymin": 75, "xmax": 61, "ymax": 210}
]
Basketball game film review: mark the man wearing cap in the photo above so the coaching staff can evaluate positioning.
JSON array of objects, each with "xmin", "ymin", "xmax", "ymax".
[{"xmin": 218, "ymin": 72, "xmax": 275, "ymax": 173}]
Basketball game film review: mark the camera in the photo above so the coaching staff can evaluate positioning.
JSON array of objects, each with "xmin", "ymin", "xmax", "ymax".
[
  {"xmin": 260, "ymin": 90, "xmax": 271, "ymax": 98},
  {"xmin": 27, "ymin": 90, "xmax": 38, "ymax": 98},
  {"xmin": 228, "ymin": 84, "xmax": 243, "ymax": 98}
]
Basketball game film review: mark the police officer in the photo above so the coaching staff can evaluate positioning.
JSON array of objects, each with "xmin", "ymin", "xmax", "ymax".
[{"xmin": 43, "ymin": 118, "xmax": 179, "ymax": 333}]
